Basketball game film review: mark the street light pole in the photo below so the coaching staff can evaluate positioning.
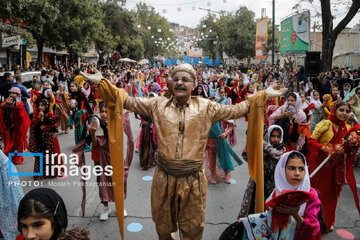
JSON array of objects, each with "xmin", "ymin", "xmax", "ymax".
[{"xmin": 272, "ymin": 0, "xmax": 275, "ymax": 65}]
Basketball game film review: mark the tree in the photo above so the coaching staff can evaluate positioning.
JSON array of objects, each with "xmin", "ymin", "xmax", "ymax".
[
  {"xmin": 1, "ymin": 0, "xmax": 106, "ymax": 63},
  {"xmin": 18, "ymin": 0, "xmax": 60, "ymax": 63},
  {"xmin": 0, "ymin": 0, "xmax": 23, "ymax": 22},
  {"xmin": 136, "ymin": 2, "xmax": 175, "ymax": 60},
  {"xmin": 223, "ymin": 6, "xmax": 256, "ymax": 62},
  {"xmin": 294, "ymin": 0, "xmax": 360, "ymax": 71},
  {"xmin": 99, "ymin": 0, "xmax": 140, "ymax": 62},
  {"xmin": 196, "ymin": 12, "xmax": 230, "ymax": 60},
  {"xmin": 51, "ymin": 0, "xmax": 107, "ymax": 63}
]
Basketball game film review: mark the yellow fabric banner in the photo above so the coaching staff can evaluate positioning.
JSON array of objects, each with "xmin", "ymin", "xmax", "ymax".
[
  {"xmin": 246, "ymin": 91, "xmax": 269, "ymax": 213},
  {"xmin": 98, "ymin": 78, "xmax": 128, "ymax": 239}
]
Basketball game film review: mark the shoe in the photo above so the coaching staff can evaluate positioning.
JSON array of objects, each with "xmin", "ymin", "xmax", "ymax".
[
  {"xmin": 224, "ymin": 172, "xmax": 231, "ymax": 184},
  {"xmin": 57, "ymin": 174, "xmax": 69, "ymax": 179},
  {"xmin": 100, "ymin": 207, "xmax": 111, "ymax": 221},
  {"xmin": 124, "ymin": 209, "xmax": 128, "ymax": 218},
  {"xmin": 135, "ymin": 149, "xmax": 139, "ymax": 153},
  {"xmin": 330, "ymin": 226, "xmax": 334, "ymax": 232},
  {"xmin": 208, "ymin": 174, "xmax": 217, "ymax": 184}
]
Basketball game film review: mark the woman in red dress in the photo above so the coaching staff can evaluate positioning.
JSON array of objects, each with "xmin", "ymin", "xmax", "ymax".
[
  {"xmin": 0, "ymin": 87, "xmax": 30, "ymax": 164},
  {"xmin": 29, "ymin": 99, "xmax": 63, "ymax": 180},
  {"xmin": 306, "ymin": 102, "xmax": 357, "ymax": 232}
]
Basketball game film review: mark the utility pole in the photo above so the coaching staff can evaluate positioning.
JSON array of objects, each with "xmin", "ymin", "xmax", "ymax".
[{"xmin": 272, "ymin": 0, "xmax": 275, "ymax": 65}]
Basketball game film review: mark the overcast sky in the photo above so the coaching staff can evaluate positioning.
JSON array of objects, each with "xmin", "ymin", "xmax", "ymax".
[{"xmin": 124, "ymin": 0, "xmax": 360, "ymax": 29}]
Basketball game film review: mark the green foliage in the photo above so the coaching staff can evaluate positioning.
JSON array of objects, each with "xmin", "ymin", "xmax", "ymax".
[
  {"xmin": 223, "ymin": 6, "xmax": 256, "ymax": 60},
  {"xmin": 0, "ymin": 0, "xmax": 24, "ymax": 22},
  {"xmin": 2, "ymin": 0, "xmax": 108, "ymax": 62},
  {"xmin": 196, "ymin": 13, "xmax": 230, "ymax": 59},
  {"xmin": 136, "ymin": 2, "xmax": 176, "ymax": 59}
]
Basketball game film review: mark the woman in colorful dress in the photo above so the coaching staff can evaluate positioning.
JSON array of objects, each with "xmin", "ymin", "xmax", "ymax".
[
  {"xmin": 0, "ymin": 87, "xmax": 30, "ymax": 164},
  {"xmin": 29, "ymin": 99, "xmax": 63, "ymax": 180},
  {"xmin": 307, "ymin": 101, "xmax": 356, "ymax": 232}
]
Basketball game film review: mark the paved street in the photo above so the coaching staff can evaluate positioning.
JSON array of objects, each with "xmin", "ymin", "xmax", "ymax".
[{"xmin": 15, "ymin": 114, "xmax": 360, "ymax": 240}]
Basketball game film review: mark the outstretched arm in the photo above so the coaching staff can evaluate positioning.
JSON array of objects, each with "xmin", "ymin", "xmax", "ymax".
[
  {"xmin": 210, "ymin": 86, "xmax": 287, "ymax": 123},
  {"xmin": 81, "ymin": 69, "xmax": 128, "ymax": 110},
  {"xmin": 81, "ymin": 69, "xmax": 152, "ymax": 118}
]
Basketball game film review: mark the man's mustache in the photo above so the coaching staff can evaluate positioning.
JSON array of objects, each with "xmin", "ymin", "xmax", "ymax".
[{"xmin": 175, "ymin": 86, "xmax": 187, "ymax": 91}]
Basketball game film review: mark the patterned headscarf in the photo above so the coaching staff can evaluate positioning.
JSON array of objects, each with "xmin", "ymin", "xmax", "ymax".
[
  {"xmin": 8, "ymin": 87, "xmax": 21, "ymax": 103},
  {"xmin": 267, "ymin": 125, "xmax": 284, "ymax": 144}
]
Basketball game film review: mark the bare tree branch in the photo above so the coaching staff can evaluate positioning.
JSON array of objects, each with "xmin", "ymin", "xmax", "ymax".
[{"xmin": 332, "ymin": 0, "xmax": 360, "ymax": 37}]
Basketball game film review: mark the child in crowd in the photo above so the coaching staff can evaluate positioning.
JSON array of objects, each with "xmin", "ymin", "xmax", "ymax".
[
  {"xmin": 16, "ymin": 188, "xmax": 90, "ymax": 240},
  {"xmin": 56, "ymin": 84, "xmax": 70, "ymax": 134},
  {"xmin": 29, "ymin": 99, "xmax": 63, "ymax": 180},
  {"xmin": 234, "ymin": 151, "xmax": 323, "ymax": 240},
  {"xmin": 309, "ymin": 90, "xmax": 326, "ymax": 132},
  {"xmin": 239, "ymin": 125, "xmax": 286, "ymax": 218},
  {"xmin": 0, "ymin": 87, "xmax": 30, "ymax": 164},
  {"xmin": 137, "ymin": 93, "xmax": 157, "ymax": 170},
  {"xmin": 68, "ymin": 99, "xmax": 91, "ymax": 152},
  {"xmin": 73, "ymin": 103, "xmax": 129, "ymax": 220}
]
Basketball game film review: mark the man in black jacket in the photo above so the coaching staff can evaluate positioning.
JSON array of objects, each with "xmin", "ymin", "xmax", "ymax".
[{"xmin": 0, "ymin": 72, "xmax": 14, "ymax": 100}]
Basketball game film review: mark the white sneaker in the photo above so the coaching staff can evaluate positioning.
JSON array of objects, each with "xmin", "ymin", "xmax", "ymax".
[
  {"xmin": 100, "ymin": 207, "xmax": 111, "ymax": 221},
  {"xmin": 124, "ymin": 209, "xmax": 128, "ymax": 218}
]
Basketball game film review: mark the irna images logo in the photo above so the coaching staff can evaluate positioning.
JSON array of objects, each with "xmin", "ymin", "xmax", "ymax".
[
  {"xmin": 8, "ymin": 150, "xmax": 113, "ymax": 180},
  {"xmin": 8, "ymin": 151, "xmax": 43, "ymax": 176}
]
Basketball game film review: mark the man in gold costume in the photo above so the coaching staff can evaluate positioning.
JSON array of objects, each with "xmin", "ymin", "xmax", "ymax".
[{"xmin": 81, "ymin": 63, "xmax": 285, "ymax": 240}]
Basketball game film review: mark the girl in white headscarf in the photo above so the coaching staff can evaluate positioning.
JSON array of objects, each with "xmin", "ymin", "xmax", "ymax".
[
  {"xmin": 309, "ymin": 90, "xmax": 326, "ymax": 132},
  {"xmin": 238, "ymin": 125, "xmax": 286, "ymax": 218},
  {"xmin": 236, "ymin": 153, "xmax": 323, "ymax": 240},
  {"xmin": 267, "ymin": 151, "xmax": 322, "ymax": 240},
  {"xmin": 269, "ymin": 92, "xmax": 307, "ymax": 150}
]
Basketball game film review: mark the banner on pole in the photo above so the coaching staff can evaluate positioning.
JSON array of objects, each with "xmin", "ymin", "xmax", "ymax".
[{"xmin": 255, "ymin": 17, "xmax": 268, "ymax": 59}]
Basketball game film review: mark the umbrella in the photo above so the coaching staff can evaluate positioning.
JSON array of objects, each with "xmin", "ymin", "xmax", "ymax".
[
  {"xmin": 138, "ymin": 59, "xmax": 150, "ymax": 65},
  {"xmin": 120, "ymin": 58, "xmax": 136, "ymax": 63}
]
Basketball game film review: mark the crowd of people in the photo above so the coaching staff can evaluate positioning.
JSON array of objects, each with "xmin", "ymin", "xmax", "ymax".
[{"xmin": 0, "ymin": 61, "xmax": 359, "ymax": 240}]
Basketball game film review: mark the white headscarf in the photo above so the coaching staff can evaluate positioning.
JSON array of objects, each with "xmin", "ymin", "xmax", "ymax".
[
  {"xmin": 267, "ymin": 125, "xmax": 284, "ymax": 144},
  {"xmin": 266, "ymin": 151, "xmax": 310, "ymax": 216},
  {"xmin": 284, "ymin": 92, "xmax": 301, "ymax": 110},
  {"xmin": 310, "ymin": 91, "xmax": 322, "ymax": 109}
]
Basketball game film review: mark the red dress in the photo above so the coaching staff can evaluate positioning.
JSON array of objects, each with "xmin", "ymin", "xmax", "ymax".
[
  {"xmin": 225, "ymin": 82, "xmax": 242, "ymax": 104},
  {"xmin": 0, "ymin": 100, "xmax": 30, "ymax": 163},
  {"xmin": 307, "ymin": 124, "xmax": 347, "ymax": 232},
  {"xmin": 29, "ymin": 112, "xmax": 63, "ymax": 180}
]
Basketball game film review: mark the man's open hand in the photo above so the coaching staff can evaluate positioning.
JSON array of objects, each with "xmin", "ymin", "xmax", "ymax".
[
  {"xmin": 80, "ymin": 68, "xmax": 103, "ymax": 84},
  {"xmin": 265, "ymin": 84, "xmax": 288, "ymax": 98}
]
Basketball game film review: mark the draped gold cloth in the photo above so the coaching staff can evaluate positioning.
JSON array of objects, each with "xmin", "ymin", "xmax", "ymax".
[
  {"xmin": 97, "ymin": 78, "xmax": 128, "ymax": 239},
  {"xmin": 246, "ymin": 91, "xmax": 269, "ymax": 213}
]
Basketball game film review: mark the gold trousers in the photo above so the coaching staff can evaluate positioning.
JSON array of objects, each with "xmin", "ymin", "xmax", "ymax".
[{"xmin": 151, "ymin": 167, "xmax": 207, "ymax": 240}]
